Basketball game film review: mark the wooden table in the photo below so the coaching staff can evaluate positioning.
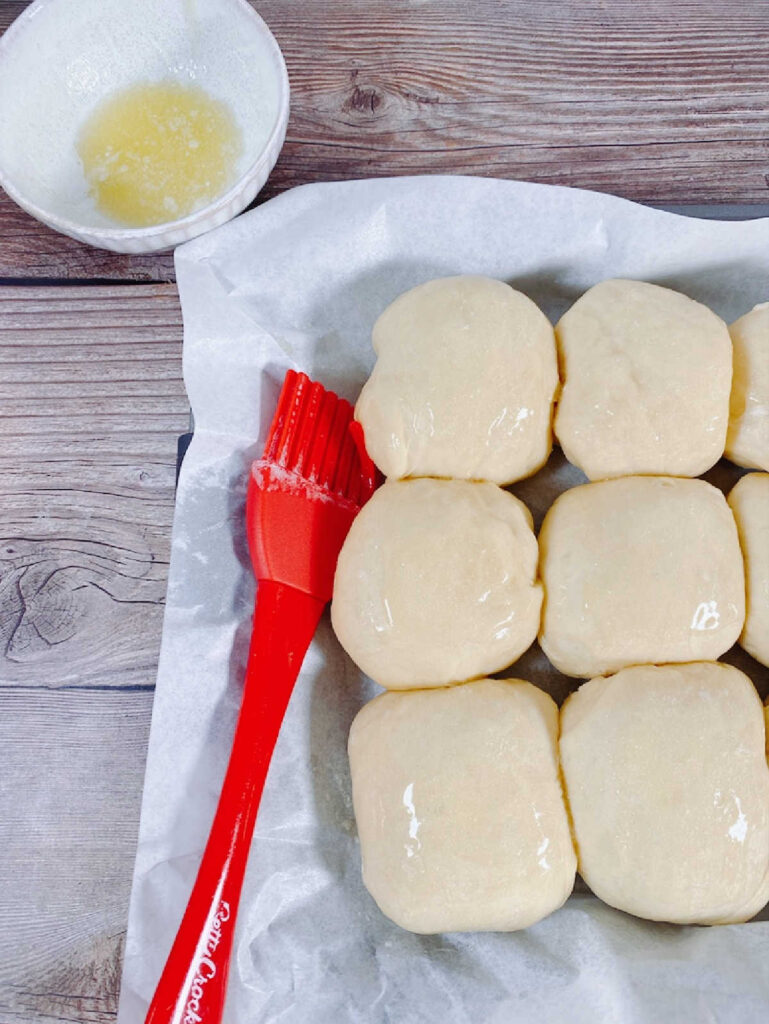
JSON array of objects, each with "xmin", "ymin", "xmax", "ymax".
[{"xmin": 1, "ymin": 1, "xmax": 767, "ymax": 1021}]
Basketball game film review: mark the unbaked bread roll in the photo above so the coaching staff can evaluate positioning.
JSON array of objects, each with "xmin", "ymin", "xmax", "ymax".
[
  {"xmin": 728, "ymin": 472, "xmax": 769, "ymax": 667},
  {"xmin": 725, "ymin": 303, "xmax": 769, "ymax": 471},
  {"xmin": 554, "ymin": 279, "xmax": 732, "ymax": 480},
  {"xmin": 355, "ymin": 275, "xmax": 558, "ymax": 484},
  {"xmin": 332, "ymin": 479, "xmax": 542, "ymax": 688},
  {"xmin": 539, "ymin": 476, "xmax": 745, "ymax": 678},
  {"xmin": 560, "ymin": 663, "xmax": 769, "ymax": 925},
  {"xmin": 349, "ymin": 679, "xmax": 576, "ymax": 933}
]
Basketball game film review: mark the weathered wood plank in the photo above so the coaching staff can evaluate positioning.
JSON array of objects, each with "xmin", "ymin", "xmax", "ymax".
[
  {"xmin": 0, "ymin": 285, "xmax": 186, "ymax": 1024},
  {"xmin": 0, "ymin": 285, "xmax": 186, "ymax": 688},
  {"xmin": 1, "ymin": 0, "xmax": 768, "ymax": 280},
  {"xmin": 0, "ymin": 687, "xmax": 153, "ymax": 1024}
]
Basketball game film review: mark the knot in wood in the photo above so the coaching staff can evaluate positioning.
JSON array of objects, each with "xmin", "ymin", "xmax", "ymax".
[{"xmin": 347, "ymin": 85, "xmax": 383, "ymax": 115}]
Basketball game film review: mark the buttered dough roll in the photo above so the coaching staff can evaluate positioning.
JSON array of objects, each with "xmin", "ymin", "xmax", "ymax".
[
  {"xmin": 349, "ymin": 679, "xmax": 576, "ymax": 933},
  {"xmin": 725, "ymin": 303, "xmax": 769, "ymax": 471},
  {"xmin": 554, "ymin": 279, "xmax": 732, "ymax": 479},
  {"xmin": 332, "ymin": 479, "xmax": 542, "ymax": 688},
  {"xmin": 560, "ymin": 663, "xmax": 769, "ymax": 925},
  {"xmin": 355, "ymin": 275, "xmax": 558, "ymax": 484},
  {"xmin": 728, "ymin": 472, "xmax": 769, "ymax": 667},
  {"xmin": 539, "ymin": 476, "xmax": 745, "ymax": 678}
]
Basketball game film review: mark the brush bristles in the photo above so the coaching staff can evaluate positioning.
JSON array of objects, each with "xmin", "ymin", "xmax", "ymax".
[{"xmin": 262, "ymin": 370, "xmax": 376, "ymax": 506}]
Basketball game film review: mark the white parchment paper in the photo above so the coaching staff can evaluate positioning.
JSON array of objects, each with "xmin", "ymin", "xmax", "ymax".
[{"xmin": 117, "ymin": 177, "xmax": 769, "ymax": 1024}]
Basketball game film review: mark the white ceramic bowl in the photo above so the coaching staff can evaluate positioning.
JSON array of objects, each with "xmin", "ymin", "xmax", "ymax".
[{"xmin": 0, "ymin": 0, "xmax": 289, "ymax": 252}]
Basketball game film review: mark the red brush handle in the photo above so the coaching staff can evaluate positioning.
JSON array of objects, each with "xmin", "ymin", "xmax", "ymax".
[{"xmin": 145, "ymin": 580, "xmax": 325, "ymax": 1024}]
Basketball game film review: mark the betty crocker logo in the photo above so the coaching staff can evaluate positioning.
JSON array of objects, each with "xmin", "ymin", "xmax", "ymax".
[{"xmin": 182, "ymin": 901, "xmax": 231, "ymax": 1024}]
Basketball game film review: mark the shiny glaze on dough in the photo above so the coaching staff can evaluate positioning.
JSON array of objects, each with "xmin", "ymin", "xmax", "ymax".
[
  {"xmin": 332, "ymin": 479, "xmax": 542, "ymax": 688},
  {"xmin": 356, "ymin": 275, "xmax": 558, "ymax": 485},
  {"xmin": 539, "ymin": 476, "xmax": 745, "ymax": 678},
  {"xmin": 560, "ymin": 663, "xmax": 769, "ymax": 925},
  {"xmin": 349, "ymin": 679, "xmax": 576, "ymax": 933}
]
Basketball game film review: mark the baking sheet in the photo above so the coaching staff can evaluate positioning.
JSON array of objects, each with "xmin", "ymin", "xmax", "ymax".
[{"xmin": 117, "ymin": 176, "xmax": 769, "ymax": 1024}]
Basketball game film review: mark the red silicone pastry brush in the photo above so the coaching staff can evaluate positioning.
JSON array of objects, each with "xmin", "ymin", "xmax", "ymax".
[{"xmin": 146, "ymin": 370, "xmax": 377, "ymax": 1024}]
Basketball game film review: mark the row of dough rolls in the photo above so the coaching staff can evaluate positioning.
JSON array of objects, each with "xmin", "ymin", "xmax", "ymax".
[
  {"xmin": 349, "ymin": 665, "xmax": 769, "ymax": 934},
  {"xmin": 332, "ymin": 473, "xmax": 768, "ymax": 687},
  {"xmin": 355, "ymin": 275, "xmax": 768, "ymax": 482}
]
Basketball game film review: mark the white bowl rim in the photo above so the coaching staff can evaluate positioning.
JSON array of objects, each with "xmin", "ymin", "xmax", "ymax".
[{"xmin": 0, "ymin": 0, "xmax": 290, "ymax": 242}]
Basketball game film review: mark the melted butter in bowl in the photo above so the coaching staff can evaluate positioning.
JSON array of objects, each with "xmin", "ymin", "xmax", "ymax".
[
  {"xmin": 0, "ymin": 0, "xmax": 289, "ymax": 252},
  {"xmin": 78, "ymin": 82, "xmax": 243, "ymax": 227}
]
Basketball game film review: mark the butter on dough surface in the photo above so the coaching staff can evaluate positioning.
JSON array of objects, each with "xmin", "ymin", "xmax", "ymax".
[
  {"xmin": 332, "ymin": 479, "xmax": 542, "ymax": 688},
  {"xmin": 539, "ymin": 476, "xmax": 745, "ymax": 678},
  {"xmin": 728, "ymin": 472, "xmax": 769, "ymax": 667},
  {"xmin": 726, "ymin": 303, "xmax": 769, "ymax": 471},
  {"xmin": 560, "ymin": 663, "xmax": 769, "ymax": 925},
  {"xmin": 554, "ymin": 278, "xmax": 732, "ymax": 480},
  {"xmin": 355, "ymin": 275, "xmax": 558, "ymax": 484},
  {"xmin": 349, "ymin": 679, "xmax": 576, "ymax": 933}
]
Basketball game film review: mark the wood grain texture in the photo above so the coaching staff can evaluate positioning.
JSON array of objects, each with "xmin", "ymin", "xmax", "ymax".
[
  {"xmin": 0, "ymin": 286, "xmax": 186, "ymax": 1023},
  {"xmin": 1, "ymin": 0, "xmax": 768, "ymax": 280},
  {"xmin": 0, "ymin": 286, "xmax": 186, "ymax": 687},
  {"xmin": 0, "ymin": 687, "xmax": 153, "ymax": 1024}
]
